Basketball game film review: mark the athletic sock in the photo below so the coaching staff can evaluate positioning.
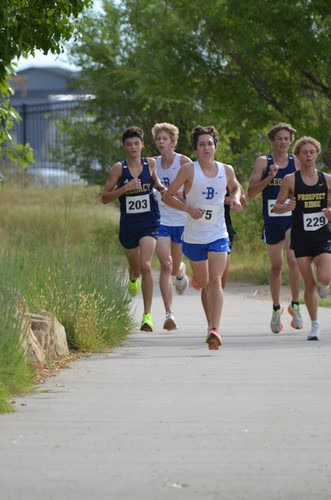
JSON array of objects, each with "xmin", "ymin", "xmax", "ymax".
[{"xmin": 273, "ymin": 304, "xmax": 281, "ymax": 312}]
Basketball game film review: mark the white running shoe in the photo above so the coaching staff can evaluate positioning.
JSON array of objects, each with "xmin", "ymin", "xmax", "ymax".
[
  {"xmin": 307, "ymin": 321, "xmax": 320, "ymax": 341},
  {"xmin": 316, "ymin": 282, "xmax": 330, "ymax": 299},
  {"xmin": 270, "ymin": 306, "xmax": 284, "ymax": 334},
  {"xmin": 175, "ymin": 262, "xmax": 189, "ymax": 295},
  {"xmin": 163, "ymin": 312, "xmax": 178, "ymax": 331}
]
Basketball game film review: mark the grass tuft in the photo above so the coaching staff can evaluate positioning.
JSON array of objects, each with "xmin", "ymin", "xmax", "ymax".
[{"xmin": 0, "ymin": 185, "xmax": 133, "ymax": 412}]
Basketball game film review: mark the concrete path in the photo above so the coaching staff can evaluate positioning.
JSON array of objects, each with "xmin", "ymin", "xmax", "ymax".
[{"xmin": 0, "ymin": 283, "xmax": 330, "ymax": 500}]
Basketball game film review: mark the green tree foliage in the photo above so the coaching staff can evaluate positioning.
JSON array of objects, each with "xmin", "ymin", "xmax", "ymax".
[
  {"xmin": 0, "ymin": 0, "xmax": 92, "ymax": 166},
  {"xmin": 0, "ymin": 0, "xmax": 92, "ymax": 78},
  {"xmin": 65, "ymin": 0, "xmax": 331, "ymax": 184},
  {"xmin": 62, "ymin": 1, "xmax": 208, "ymax": 183}
]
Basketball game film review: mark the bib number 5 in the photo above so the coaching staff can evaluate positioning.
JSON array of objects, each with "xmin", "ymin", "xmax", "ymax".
[{"xmin": 196, "ymin": 205, "xmax": 220, "ymax": 224}]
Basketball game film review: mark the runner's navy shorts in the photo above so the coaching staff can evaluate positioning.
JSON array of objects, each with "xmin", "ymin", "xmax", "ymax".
[
  {"xmin": 262, "ymin": 222, "xmax": 292, "ymax": 245},
  {"xmin": 119, "ymin": 226, "xmax": 158, "ymax": 249}
]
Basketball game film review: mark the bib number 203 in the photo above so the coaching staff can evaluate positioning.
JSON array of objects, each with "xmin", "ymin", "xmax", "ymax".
[{"xmin": 126, "ymin": 194, "xmax": 150, "ymax": 214}]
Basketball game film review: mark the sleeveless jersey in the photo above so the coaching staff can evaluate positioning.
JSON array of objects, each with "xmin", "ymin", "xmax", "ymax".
[
  {"xmin": 118, "ymin": 157, "xmax": 160, "ymax": 233},
  {"xmin": 155, "ymin": 153, "xmax": 187, "ymax": 226},
  {"xmin": 224, "ymin": 194, "xmax": 236, "ymax": 242},
  {"xmin": 292, "ymin": 170, "xmax": 330, "ymax": 243},
  {"xmin": 183, "ymin": 161, "xmax": 228, "ymax": 244},
  {"xmin": 262, "ymin": 154, "xmax": 296, "ymax": 224}
]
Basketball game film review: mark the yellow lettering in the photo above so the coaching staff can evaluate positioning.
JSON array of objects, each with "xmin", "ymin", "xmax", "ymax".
[
  {"xmin": 299, "ymin": 193, "xmax": 326, "ymax": 202},
  {"xmin": 127, "ymin": 183, "xmax": 151, "ymax": 195},
  {"xmin": 142, "ymin": 183, "xmax": 152, "ymax": 192},
  {"xmin": 304, "ymin": 201, "xmax": 321, "ymax": 209},
  {"xmin": 270, "ymin": 178, "xmax": 282, "ymax": 186}
]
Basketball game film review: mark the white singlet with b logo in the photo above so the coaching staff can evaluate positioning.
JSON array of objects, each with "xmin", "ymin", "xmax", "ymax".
[
  {"xmin": 183, "ymin": 160, "xmax": 228, "ymax": 244},
  {"xmin": 155, "ymin": 153, "xmax": 187, "ymax": 226}
]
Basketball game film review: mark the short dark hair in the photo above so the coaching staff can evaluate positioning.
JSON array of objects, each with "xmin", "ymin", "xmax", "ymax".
[
  {"xmin": 191, "ymin": 126, "xmax": 219, "ymax": 149},
  {"xmin": 122, "ymin": 126, "xmax": 144, "ymax": 144}
]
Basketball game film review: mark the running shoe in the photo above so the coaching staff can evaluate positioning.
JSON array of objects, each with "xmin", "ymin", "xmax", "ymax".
[
  {"xmin": 163, "ymin": 312, "xmax": 178, "ymax": 331},
  {"xmin": 140, "ymin": 313, "xmax": 154, "ymax": 332},
  {"xmin": 175, "ymin": 262, "xmax": 189, "ymax": 295},
  {"xmin": 191, "ymin": 276, "xmax": 201, "ymax": 291},
  {"xmin": 307, "ymin": 322, "xmax": 320, "ymax": 341},
  {"xmin": 316, "ymin": 282, "xmax": 330, "ymax": 299},
  {"xmin": 206, "ymin": 328, "xmax": 222, "ymax": 350},
  {"xmin": 288, "ymin": 304, "xmax": 303, "ymax": 329},
  {"xmin": 127, "ymin": 279, "xmax": 141, "ymax": 297},
  {"xmin": 175, "ymin": 274, "xmax": 189, "ymax": 295},
  {"xmin": 270, "ymin": 306, "xmax": 284, "ymax": 334}
]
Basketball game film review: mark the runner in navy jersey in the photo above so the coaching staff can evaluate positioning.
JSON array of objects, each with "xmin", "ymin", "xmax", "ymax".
[
  {"xmin": 273, "ymin": 136, "xmax": 331, "ymax": 341},
  {"xmin": 248, "ymin": 123, "xmax": 302, "ymax": 334},
  {"xmin": 101, "ymin": 126, "xmax": 165, "ymax": 333}
]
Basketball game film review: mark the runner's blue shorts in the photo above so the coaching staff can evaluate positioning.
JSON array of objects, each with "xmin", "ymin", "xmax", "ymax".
[
  {"xmin": 182, "ymin": 237, "xmax": 230, "ymax": 262},
  {"xmin": 157, "ymin": 224, "xmax": 184, "ymax": 244}
]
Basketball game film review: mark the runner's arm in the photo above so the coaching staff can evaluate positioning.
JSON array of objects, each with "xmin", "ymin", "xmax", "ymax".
[
  {"xmin": 101, "ymin": 163, "xmax": 143, "ymax": 204},
  {"xmin": 225, "ymin": 165, "xmax": 242, "ymax": 213},
  {"xmin": 247, "ymin": 156, "xmax": 279, "ymax": 199},
  {"xmin": 148, "ymin": 157, "xmax": 166, "ymax": 193},
  {"xmin": 163, "ymin": 163, "xmax": 204, "ymax": 219},
  {"xmin": 323, "ymin": 174, "xmax": 331, "ymax": 217},
  {"xmin": 180, "ymin": 154, "xmax": 191, "ymax": 166},
  {"xmin": 272, "ymin": 174, "xmax": 296, "ymax": 214},
  {"xmin": 225, "ymin": 180, "xmax": 247, "ymax": 207}
]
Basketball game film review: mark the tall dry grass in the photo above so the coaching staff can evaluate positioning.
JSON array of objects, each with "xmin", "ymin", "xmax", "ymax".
[{"xmin": 0, "ymin": 185, "xmax": 135, "ymax": 412}]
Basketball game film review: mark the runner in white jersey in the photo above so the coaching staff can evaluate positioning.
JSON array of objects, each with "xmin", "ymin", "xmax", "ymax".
[
  {"xmin": 152, "ymin": 123, "xmax": 191, "ymax": 331},
  {"xmin": 183, "ymin": 160, "xmax": 228, "ymax": 244},
  {"xmin": 163, "ymin": 126, "xmax": 242, "ymax": 350}
]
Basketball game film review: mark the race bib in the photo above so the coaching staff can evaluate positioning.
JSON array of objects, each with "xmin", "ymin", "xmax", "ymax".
[
  {"xmin": 268, "ymin": 199, "xmax": 291, "ymax": 217},
  {"xmin": 196, "ymin": 205, "xmax": 220, "ymax": 224},
  {"xmin": 303, "ymin": 212, "xmax": 328, "ymax": 231},
  {"xmin": 126, "ymin": 194, "xmax": 150, "ymax": 214}
]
